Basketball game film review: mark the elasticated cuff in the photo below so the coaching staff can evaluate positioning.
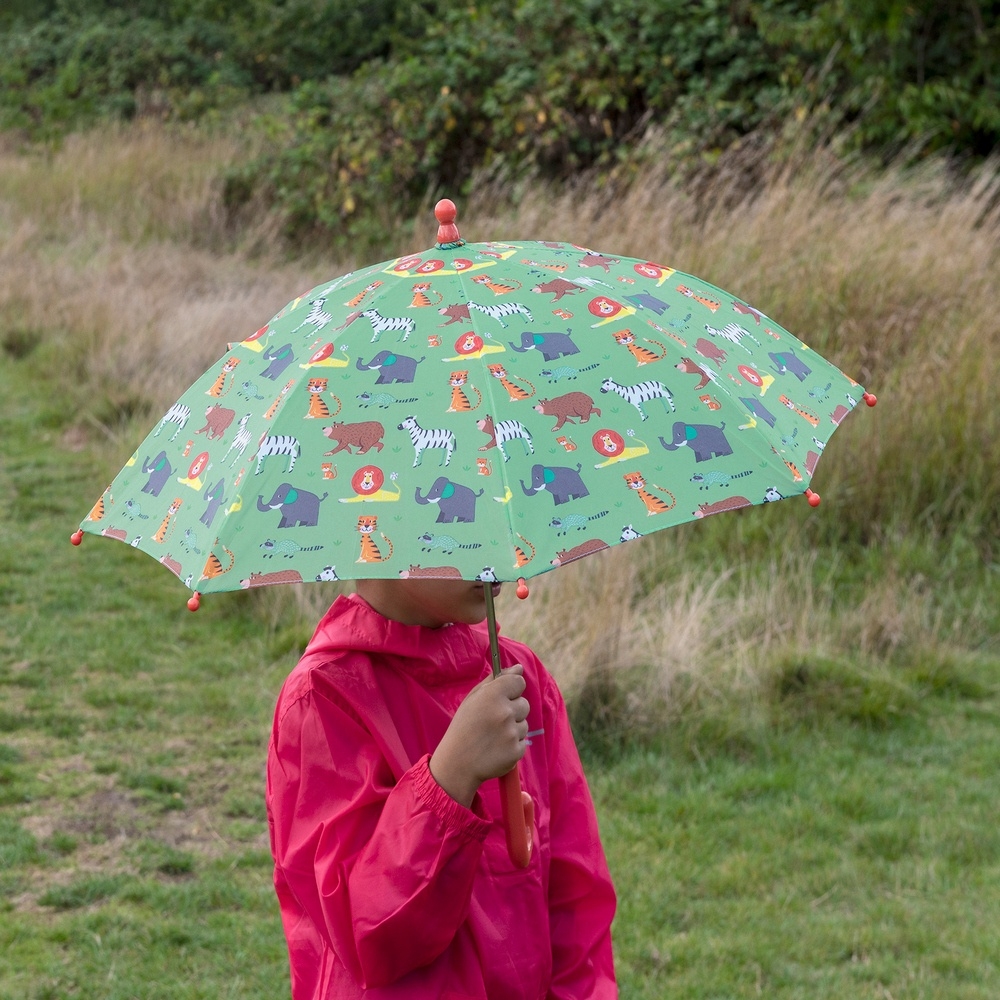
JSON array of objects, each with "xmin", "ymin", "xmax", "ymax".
[{"xmin": 412, "ymin": 753, "xmax": 491, "ymax": 843}]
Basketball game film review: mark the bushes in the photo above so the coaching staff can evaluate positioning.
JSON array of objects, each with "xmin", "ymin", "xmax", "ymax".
[
  {"xmin": 225, "ymin": 0, "xmax": 804, "ymax": 249},
  {"xmin": 3, "ymin": 1, "xmax": 997, "ymax": 248},
  {"xmin": 0, "ymin": 0, "xmax": 400, "ymax": 136}
]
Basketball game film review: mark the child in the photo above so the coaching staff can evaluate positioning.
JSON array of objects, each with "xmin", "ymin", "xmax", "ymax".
[{"xmin": 266, "ymin": 576, "xmax": 617, "ymax": 998}]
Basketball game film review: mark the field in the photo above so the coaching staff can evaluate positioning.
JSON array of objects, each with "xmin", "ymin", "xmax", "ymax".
[{"xmin": 2, "ymin": 123, "xmax": 999, "ymax": 998}]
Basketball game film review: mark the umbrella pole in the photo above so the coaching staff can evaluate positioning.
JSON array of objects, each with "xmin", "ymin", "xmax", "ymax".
[
  {"xmin": 483, "ymin": 581, "xmax": 534, "ymax": 868},
  {"xmin": 484, "ymin": 583, "xmax": 503, "ymax": 680}
]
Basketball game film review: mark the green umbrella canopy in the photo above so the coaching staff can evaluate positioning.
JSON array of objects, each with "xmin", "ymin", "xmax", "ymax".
[{"xmin": 74, "ymin": 199, "xmax": 876, "ymax": 608}]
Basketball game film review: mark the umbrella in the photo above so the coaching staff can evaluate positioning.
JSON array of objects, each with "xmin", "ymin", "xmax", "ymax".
[{"xmin": 72, "ymin": 199, "xmax": 876, "ymax": 866}]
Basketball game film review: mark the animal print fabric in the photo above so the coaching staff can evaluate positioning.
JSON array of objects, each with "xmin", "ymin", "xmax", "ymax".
[{"xmin": 80, "ymin": 238, "xmax": 868, "ymax": 596}]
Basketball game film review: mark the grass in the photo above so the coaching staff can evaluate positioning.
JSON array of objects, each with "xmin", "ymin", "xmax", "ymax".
[{"xmin": 1, "ymin": 120, "xmax": 999, "ymax": 997}]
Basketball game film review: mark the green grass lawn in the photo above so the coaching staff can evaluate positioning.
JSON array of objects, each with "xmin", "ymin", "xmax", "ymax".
[{"xmin": 2, "ymin": 346, "xmax": 1000, "ymax": 998}]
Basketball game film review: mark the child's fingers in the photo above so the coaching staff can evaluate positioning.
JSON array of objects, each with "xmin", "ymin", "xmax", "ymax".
[{"xmin": 496, "ymin": 663, "xmax": 526, "ymax": 699}]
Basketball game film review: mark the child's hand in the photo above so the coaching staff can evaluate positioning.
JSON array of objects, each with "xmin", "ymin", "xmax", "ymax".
[{"xmin": 429, "ymin": 664, "xmax": 529, "ymax": 808}]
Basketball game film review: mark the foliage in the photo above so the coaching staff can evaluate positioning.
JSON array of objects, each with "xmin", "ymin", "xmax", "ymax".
[
  {"xmin": 0, "ymin": 0, "xmax": 400, "ymax": 137},
  {"xmin": 225, "ymin": 0, "xmax": 804, "ymax": 248},
  {"xmin": 225, "ymin": 0, "xmax": 1000, "ymax": 248},
  {"xmin": 2, "ymin": 0, "xmax": 997, "ymax": 242},
  {"xmin": 757, "ymin": 0, "xmax": 1000, "ymax": 158}
]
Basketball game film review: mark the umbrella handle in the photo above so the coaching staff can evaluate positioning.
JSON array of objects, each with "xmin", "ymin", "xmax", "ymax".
[{"xmin": 499, "ymin": 766, "xmax": 533, "ymax": 868}]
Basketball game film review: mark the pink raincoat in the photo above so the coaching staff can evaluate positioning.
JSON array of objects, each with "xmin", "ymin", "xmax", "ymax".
[{"xmin": 266, "ymin": 593, "xmax": 617, "ymax": 999}]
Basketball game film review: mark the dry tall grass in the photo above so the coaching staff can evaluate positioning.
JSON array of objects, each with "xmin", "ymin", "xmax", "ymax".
[{"xmin": 3, "ymin": 122, "xmax": 996, "ymax": 736}]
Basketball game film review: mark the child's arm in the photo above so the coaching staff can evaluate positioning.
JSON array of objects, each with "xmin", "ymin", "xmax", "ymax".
[
  {"xmin": 267, "ymin": 666, "xmax": 530, "ymax": 991},
  {"xmin": 429, "ymin": 662, "xmax": 529, "ymax": 806}
]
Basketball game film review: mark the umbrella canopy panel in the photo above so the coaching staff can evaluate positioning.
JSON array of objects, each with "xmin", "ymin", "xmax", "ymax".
[{"xmin": 79, "ymin": 237, "xmax": 869, "ymax": 593}]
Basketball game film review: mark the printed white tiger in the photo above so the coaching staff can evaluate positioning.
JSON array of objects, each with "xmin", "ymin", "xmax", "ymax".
[
  {"xmin": 468, "ymin": 301, "xmax": 533, "ymax": 328},
  {"xmin": 599, "ymin": 377, "xmax": 675, "ymax": 420},
  {"xmin": 223, "ymin": 413, "xmax": 254, "ymax": 466},
  {"xmin": 253, "ymin": 433, "xmax": 301, "ymax": 475},
  {"xmin": 704, "ymin": 322, "xmax": 761, "ymax": 354},
  {"xmin": 398, "ymin": 416, "xmax": 456, "ymax": 467},
  {"xmin": 154, "ymin": 402, "xmax": 191, "ymax": 441},
  {"xmin": 292, "ymin": 296, "xmax": 333, "ymax": 335},
  {"xmin": 362, "ymin": 309, "xmax": 416, "ymax": 343}
]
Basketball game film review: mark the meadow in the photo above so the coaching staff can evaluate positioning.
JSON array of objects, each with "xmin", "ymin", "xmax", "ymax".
[{"xmin": 1, "ymin": 122, "xmax": 999, "ymax": 998}]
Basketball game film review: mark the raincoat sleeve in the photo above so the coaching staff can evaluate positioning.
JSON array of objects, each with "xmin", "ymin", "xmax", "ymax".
[
  {"xmin": 541, "ymin": 672, "xmax": 618, "ymax": 999},
  {"xmin": 268, "ymin": 681, "xmax": 492, "ymax": 990}
]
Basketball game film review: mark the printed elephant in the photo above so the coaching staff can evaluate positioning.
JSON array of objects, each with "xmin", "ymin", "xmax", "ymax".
[
  {"xmin": 520, "ymin": 463, "xmax": 590, "ymax": 505},
  {"xmin": 414, "ymin": 477, "xmax": 484, "ymax": 524},
  {"xmin": 199, "ymin": 478, "xmax": 228, "ymax": 528},
  {"xmin": 141, "ymin": 451, "xmax": 172, "ymax": 496},
  {"xmin": 509, "ymin": 329, "xmax": 580, "ymax": 362},
  {"xmin": 257, "ymin": 483, "xmax": 328, "ymax": 528},
  {"xmin": 261, "ymin": 343, "xmax": 296, "ymax": 380},
  {"xmin": 769, "ymin": 349, "xmax": 812, "ymax": 381},
  {"xmin": 659, "ymin": 421, "xmax": 733, "ymax": 462},
  {"xmin": 357, "ymin": 351, "xmax": 425, "ymax": 385}
]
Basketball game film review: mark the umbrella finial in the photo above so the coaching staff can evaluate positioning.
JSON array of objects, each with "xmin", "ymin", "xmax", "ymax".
[{"xmin": 435, "ymin": 199, "xmax": 463, "ymax": 248}]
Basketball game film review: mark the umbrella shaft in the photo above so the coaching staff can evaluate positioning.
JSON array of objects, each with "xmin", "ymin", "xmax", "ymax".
[{"xmin": 484, "ymin": 584, "xmax": 502, "ymax": 679}]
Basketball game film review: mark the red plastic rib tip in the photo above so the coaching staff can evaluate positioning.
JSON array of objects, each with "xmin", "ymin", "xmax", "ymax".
[
  {"xmin": 70, "ymin": 530, "xmax": 84, "ymax": 546},
  {"xmin": 516, "ymin": 578, "xmax": 530, "ymax": 600},
  {"xmin": 863, "ymin": 392, "xmax": 877, "ymax": 407},
  {"xmin": 434, "ymin": 199, "xmax": 461, "ymax": 244},
  {"xmin": 805, "ymin": 489, "xmax": 822, "ymax": 507},
  {"xmin": 187, "ymin": 593, "xmax": 201, "ymax": 612}
]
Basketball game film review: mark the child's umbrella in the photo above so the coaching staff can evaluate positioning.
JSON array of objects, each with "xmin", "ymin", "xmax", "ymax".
[{"xmin": 73, "ymin": 199, "xmax": 876, "ymax": 867}]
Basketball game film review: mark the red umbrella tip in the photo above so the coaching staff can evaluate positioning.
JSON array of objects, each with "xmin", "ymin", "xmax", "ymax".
[
  {"xmin": 70, "ymin": 529, "xmax": 84, "ymax": 546},
  {"xmin": 863, "ymin": 392, "xmax": 877, "ymax": 407},
  {"xmin": 805, "ymin": 489, "xmax": 822, "ymax": 507},
  {"xmin": 187, "ymin": 592, "xmax": 201, "ymax": 612},
  {"xmin": 516, "ymin": 578, "xmax": 530, "ymax": 600},
  {"xmin": 434, "ymin": 199, "xmax": 461, "ymax": 245}
]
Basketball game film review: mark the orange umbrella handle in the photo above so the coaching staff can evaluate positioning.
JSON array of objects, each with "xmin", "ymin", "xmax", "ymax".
[
  {"xmin": 499, "ymin": 766, "xmax": 533, "ymax": 868},
  {"xmin": 484, "ymin": 583, "xmax": 533, "ymax": 867}
]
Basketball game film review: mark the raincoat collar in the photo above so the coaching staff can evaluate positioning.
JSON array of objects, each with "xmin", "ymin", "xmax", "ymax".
[{"xmin": 307, "ymin": 593, "xmax": 492, "ymax": 686}]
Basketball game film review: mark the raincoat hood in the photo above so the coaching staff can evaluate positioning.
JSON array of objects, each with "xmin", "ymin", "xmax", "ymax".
[{"xmin": 305, "ymin": 593, "xmax": 492, "ymax": 686}]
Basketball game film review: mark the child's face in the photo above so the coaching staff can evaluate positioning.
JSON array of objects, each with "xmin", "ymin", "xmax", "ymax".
[{"xmin": 357, "ymin": 578, "xmax": 502, "ymax": 628}]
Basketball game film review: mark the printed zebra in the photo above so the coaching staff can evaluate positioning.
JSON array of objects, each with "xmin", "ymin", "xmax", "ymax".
[
  {"xmin": 478, "ymin": 415, "xmax": 534, "ymax": 462},
  {"xmin": 704, "ymin": 322, "xmax": 761, "ymax": 354},
  {"xmin": 468, "ymin": 301, "xmax": 533, "ymax": 328},
  {"xmin": 154, "ymin": 402, "xmax": 191, "ymax": 441},
  {"xmin": 361, "ymin": 309, "xmax": 416, "ymax": 343},
  {"xmin": 398, "ymin": 416, "xmax": 456, "ymax": 467},
  {"xmin": 599, "ymin": 377, "xmax": 675, "ymax": 421},
  {"xmin": 253, "ymin": 433, "xmax": 301, "ymax": 475},
  {"xmin": 223, "ymin": 413, "xmax": 254, "ymax": 466},
  {"xmin": 292, "ymin": 297, "xmax": 333, "ymax": 335}
]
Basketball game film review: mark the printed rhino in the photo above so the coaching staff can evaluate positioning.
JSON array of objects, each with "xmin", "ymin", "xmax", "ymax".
[
  {"xmin": 659, "ymin": 421, "xmax": 733, "ymax": 462},
  {"xmin": 356, "ymin": 351, "xmax": 425, "ymax": 385},
  {"xmin": 509, "ymin": 329, "xmax": 580, "ymax": 361},
  {"xmin": 520, "ymin": 463, "xmax": 590, "ymax": 505},
  {"xmin": 257, "ymin": 483, "xmax": 328, "ymax": 528},
  {"xmin": 414, "ymin": 477, "xmax": 484, "ymax": 524}
]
